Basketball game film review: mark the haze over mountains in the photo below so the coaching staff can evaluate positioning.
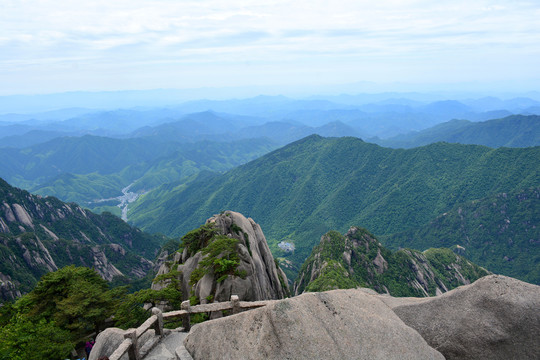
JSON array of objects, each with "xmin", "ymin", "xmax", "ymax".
[
  {"xmin": 2, "ymin": 93, "xmax": 540, "ymax": 145},
  {"xmin": 1, "ymin": 91, "xmax": 538, "ymax": 290}
]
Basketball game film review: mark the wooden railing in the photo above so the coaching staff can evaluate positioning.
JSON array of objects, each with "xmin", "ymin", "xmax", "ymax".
[{"xmin": 109, "ymin": 295, "xmax": 271, "ymax": 360}]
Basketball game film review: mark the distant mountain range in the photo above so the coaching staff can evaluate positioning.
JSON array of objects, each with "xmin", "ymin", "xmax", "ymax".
[
  {"xmin": 373, "ymin": 115, "xmax": 540, "ymax": 148},
  {"xmin": 127, "ymin": 135, "xmax": 540, "ymax": 282},
  {"xmin": 2, "ymin": 94, "xmax": 540, "ymax": 148}
]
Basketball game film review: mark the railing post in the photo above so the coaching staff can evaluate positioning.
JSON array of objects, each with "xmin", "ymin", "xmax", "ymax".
[
  {"xmin": 231, "ymin": 295, "xmax": 240, "ymax": 315},
  {"xmin": 181, "ymin": 300, "xmax": 191, "ymax": 331},
  {"xmin": 152, "ymin": 307, "xmax": 164, "ymax": 337},
  {"xmin": 124, "ymin": 329, "xmax": 140, "ymax": 360}
]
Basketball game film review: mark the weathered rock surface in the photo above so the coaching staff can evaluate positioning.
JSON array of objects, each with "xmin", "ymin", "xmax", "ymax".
[
  {"xmin": 89, "ymin": 327, "xmax": 157, "ymax": 360},
  {"xmin": 89, "ymin": 327, "xmax": 129, "ymax": 360},
  {"xmin": 153, "ymin": 211, "xmax": 289, "ymax": 304},
  {"xmin": 182, "ymin": 275, "xmax": 539, "ymax": 359},
  {"xmin": 383, "ymin": 275, "xmax": 540, "ymax": 360},
  {"xmin": 184, "ymin": 289, "xmax": 445, "ymax": 360},
  {"xmin": 0, "ymin": 177, "xmax": 161, "ymax": 302}
]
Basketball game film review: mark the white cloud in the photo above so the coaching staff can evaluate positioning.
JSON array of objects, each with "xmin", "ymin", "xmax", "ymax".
[{"xmin": 0, "ymin": 0, "xmax": 539, "ymax": 93}]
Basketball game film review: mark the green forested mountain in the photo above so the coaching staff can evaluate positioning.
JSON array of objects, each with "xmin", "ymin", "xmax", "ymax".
[
  {"xmin": 129, "ymin": 135, "xmax": 540, "ymax": 280},
  {"xmin": 294, "ymin": 227, "xmax": 489, "ymax": 297},
  {"xmin": 374, "ymin": 115, "xmax": 540, "ymax": 148},
  {"xmin": 382, "ymin": 188, "xmax": 540, "ymax": 284},
  {"xmin": 0, "ymin": 135, "xmax": 277, "ymax": 214},
  {"xmin": 0, "ymin": 178, "xmax": 165, "ymax": 301},
  {"xmin": 0, "ymin": 135, "xmax": 177, "ymax": 188}
]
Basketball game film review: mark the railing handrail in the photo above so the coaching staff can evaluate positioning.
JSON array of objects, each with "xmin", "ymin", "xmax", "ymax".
[{"xmin": 108, "ymin": 295, "xmax": 270, "ymax": 360}]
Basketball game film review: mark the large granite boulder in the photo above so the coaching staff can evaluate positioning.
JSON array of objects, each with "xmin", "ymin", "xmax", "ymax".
[
  {"xmin": 89, "ymin": 327, "xmax": 156, "ymax": 360},
  {"xmin": 89, "ymin": 328, "xmax": 128, "ymax": 360},
  {"xmin": 184, "ymin": 289, "xmax": 444, "ymax": 360},
  {"xmin": 383, "ymin": 275, "xmax": 540, "ymax": 360},
  {"xmin": 153, "ymin": 211, "xmax": 289, "ymax": 304}
]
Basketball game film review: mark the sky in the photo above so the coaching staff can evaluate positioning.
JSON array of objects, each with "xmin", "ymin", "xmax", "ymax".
[{"xmin": 1, "ymin": 0, "xmax": 539, "ymax": 96}]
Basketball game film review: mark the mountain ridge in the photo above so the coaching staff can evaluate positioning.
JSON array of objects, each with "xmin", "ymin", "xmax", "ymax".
[{"xmin": 128, "ymin": 135, "xmax": 539, "ymax": 281}]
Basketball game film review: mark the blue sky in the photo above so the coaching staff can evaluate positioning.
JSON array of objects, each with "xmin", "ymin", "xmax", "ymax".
[{"xmin": 1, "ymin": 0, "xmax": 539, "ymax": 95}]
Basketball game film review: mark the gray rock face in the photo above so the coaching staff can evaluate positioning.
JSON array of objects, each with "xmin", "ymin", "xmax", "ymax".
[
  {"xmin": 182, "ymin": 275, "xmax": 539, "ymax": 359},
  {"xmin": 0, "ymin": 273, "xmax": 21, "ymax": 300},
  {"xmin": 89, "ymin": 327, "xmax": 156, "ymax": 360},
  {"xmin": 207, "ymin": 211, "xmax": 288, "ymax": 301},
  {"xmin": 154, "ymin": 211, "xmax": 288, "ymax": 303},
  {"xmin": 384, "ymin": 275, "xmax": 540, "ymax": 360},
  {"xmin": 89, "ymin": 327, "xmax": 129, "ymax": 360},
  {"xmin": 0, "ymin": 179, "xmax": 161, "ymax": 302},
  {"xmin": 184, "ymin": 289, "xmax": 445, "ymax": 360}
]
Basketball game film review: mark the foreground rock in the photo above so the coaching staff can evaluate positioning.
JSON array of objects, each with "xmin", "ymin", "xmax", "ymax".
[
  {"xmin": 184, "ymin": 289, "xmax": 444, "ymax": 360},
  {"xmin": 89, "ymin": 327, "xmax": 157, "ymax": 360},
  {"xmin": 184, "ymin": 275, "xmax": 539, "ymax": 359},
  {"xmin": 384, "ymin": 275, "xmax": 540, "ymax": 360}
]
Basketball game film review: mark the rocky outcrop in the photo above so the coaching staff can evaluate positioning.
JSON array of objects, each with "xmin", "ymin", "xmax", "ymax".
[
  {"xmin": 294, "ymin": 226, "xmax": 490, "ymax": 297},
  {"xmin": 0, "ymin": 177, "xmax": 162, "ymax": 302},
  {"xmin": 382, "ymin": 275, "xmax": 540, "ymax": 360},
  {"xmin": 184, "ymin": 289, "xmax": 445, "ymax": 360},
  {"xmin": 0, "ymin": 273, "xmax": 21, "ymax": 300},
  {"xmin": 184, "ymin": 275, "xmax": 539, "ymax": 360},
  {"xmin": 153, "ymin": 211, "xmax": 288, "ymax": 305}
]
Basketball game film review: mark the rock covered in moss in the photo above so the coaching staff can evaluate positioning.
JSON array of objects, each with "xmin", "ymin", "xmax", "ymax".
[
  {"xmin": 153, "ymin": 211, "xmax": 289, "ymax": 304},
  {"xmin": 294, "ymin": 226, "xmax": 490, "ymax": 297}
]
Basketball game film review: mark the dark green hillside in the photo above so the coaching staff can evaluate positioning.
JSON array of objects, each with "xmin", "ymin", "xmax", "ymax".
[
  {"xmin": 129, "ymin": 135, "xmax": 540, "ymax": 280},
  {"xmin": 0, "ymin": 178, "xmax": 165, "ymax": 301},
  {"xmin": 294, "ymin": 227, "xmax": 489, "ymax": 297},
  {"xmin": 0, "ymin": 135, "xmax": 177, "ymax": 188},
  {"xmin": 383, "ymin": 188, "xmax": 540, "ymax": 284},
  {"xmin": 375, "ymin": 115, "xmax": 540, "ymax": 148},
  {"xmin": 0, "ymin": 135, "xmax": 276, "ymax": 219}
]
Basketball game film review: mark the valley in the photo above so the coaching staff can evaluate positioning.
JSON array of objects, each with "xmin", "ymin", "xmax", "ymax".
[{"xmin": 91, "ymin": 181, "xmax": 143, "ymax": 221}]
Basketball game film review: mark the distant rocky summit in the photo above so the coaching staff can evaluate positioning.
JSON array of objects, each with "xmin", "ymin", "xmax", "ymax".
[
  {"xmin": 294, "ymin": 226, "xmax": 490, "ymax": 296},
  {"xmin": 153, "ymin": 211, "xmax": 289, "ymax": 305},
  {"xmin": 184, "ymin": 275, "xmax": 540, "ymax": 359}
]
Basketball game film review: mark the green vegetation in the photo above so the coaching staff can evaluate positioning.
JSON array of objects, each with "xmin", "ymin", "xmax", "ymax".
[
  {"xmin": 128, "ymin": 136, "xmax": 539, "ymax": 281},
  {"xmin": 304, "ymin": 260, "xmax": 357, "ymax": 292},
  {"xmin": 383, "ymin": 188, "xmax": 540, "ymax": 284},
  {"xmin": 190, "ymin": 235, "xmax": 241, "ymax": 284},
  {"xmin": 0, "ymin": 135, "xmax": 277, "ymax": 213},
  {"xmin": 296, "ymin": 227, "xmax": 490, "ymax": 297},
  {"xmin": 0, "ymin": 315, "xmax": 73, "ymax": 360},
  {"xmin": 180, "ymin": 223, "xmax": 218, "ymax": 257},
  {"xmin": 114, "ymin": 269, "xmax": 182, "ymax": 329},
  {"xmin": 0, "ymin": 178, "xmax": 164, "ymax": 302},
  {"xmin": 0, "ymin": 266, "xmax": 122, "ymax": 359},
  {"xmin": 0, "ymin": 265, "xmax": 183, "ymax": 358}
]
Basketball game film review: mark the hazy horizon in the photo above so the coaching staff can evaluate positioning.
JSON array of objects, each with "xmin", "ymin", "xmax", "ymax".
[{"xmin": 1, "ymin": 1, "xmax": 539, "ymax": 96}]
